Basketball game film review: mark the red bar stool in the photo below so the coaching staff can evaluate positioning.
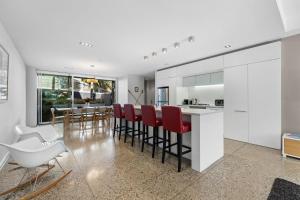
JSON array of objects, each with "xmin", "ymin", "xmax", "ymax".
[
  {"xmin": 113, "ymin": 104, "xmax": 126, "ymax": 140},
  {"xmin": 141, "ymin": 105, "xmax": 165, "ymax": 158},
  {"xmin": 124, "ymin": 104, "xmax": 142, "ymax": 146},
  {"xmin": 161, "ymin": 106, "xmax": 192, "ymax": 172}
]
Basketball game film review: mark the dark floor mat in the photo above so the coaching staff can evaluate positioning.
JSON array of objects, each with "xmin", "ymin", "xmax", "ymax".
[{"xmin": 268, "ymin": 178, "xmax": 300, "ymax": 200}]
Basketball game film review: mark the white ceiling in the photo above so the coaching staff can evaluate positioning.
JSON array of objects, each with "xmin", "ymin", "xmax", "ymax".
[
  {"xmin": 0, "ymin": 0, "xmax": 290, "ymax": 78},
  {"xmin": 276, "ymin": 0, "xmax": 300, "ymax": 35}
]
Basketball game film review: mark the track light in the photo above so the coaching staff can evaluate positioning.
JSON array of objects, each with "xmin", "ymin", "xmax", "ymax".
[
  {"xmin": 174, "ymin": 42, "xmax": 180, "ymax": 48},
  {"xmin": 188, "ymin": 36, "xmax": 195, "ymax": 42}
]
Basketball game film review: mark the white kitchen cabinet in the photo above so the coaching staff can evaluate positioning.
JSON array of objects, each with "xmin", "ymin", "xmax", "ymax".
[
  {"xmin": 224, "ymin": 65, "xmax": 249, "ymax": 142},
  {"xmin": 210, "ymin": 71, "xmax": 224, "ymax": 85},
  {"xmin": 248, "ymin": 59, "xmax": 281, "ymax": 149},
  {"xmin": 196, "ymin": 74, "xmax": 210, "ymax": 86},
  {"xmin": 183, "ymin": 76, "xmax": 196, "ymax": 87},
  {"xmin": 223, "ymin": 42, "xmax": 281, "ymax": 68}
]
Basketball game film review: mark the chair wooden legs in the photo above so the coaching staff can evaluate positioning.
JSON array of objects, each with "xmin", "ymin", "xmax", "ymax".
[
  {"xmin": 0, "ymin": 162, "xmax": 72, "ymax": 200},
  {"xmin": 0, "ymin": 165, "xmax": 55, "ymax": 197},
  {"xmin": 20, "ymin": 170, "xmax": 72, "ymax": 200}
]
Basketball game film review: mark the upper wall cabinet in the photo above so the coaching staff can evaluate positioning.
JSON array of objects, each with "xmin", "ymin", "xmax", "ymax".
[
  {"xmin": 183, "ymin": 76, "xmax": 196, "ymax": 87},
  {"xmin": 183, "ymin": 71, "xmax": 223, "ymax": 87},
  {"xmin": 223, "ymin": 42, "xmax": 281, "ymax": 68},
  {"xmin": 196, "ymin": 74, "xmax": 210, "ymax": 86},
  {"xmin": 177, "ymin": 56, "xmax": 223, "ymax": 77},
  {"xmin": 210, "ymin": 71, "xmax": 223, "ymax": 84}
]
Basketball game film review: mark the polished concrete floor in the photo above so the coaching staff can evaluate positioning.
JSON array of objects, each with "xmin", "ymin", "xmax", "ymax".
[{"xmin": 1, "ymin": 122, "xmax": 300, "ymax": 200}]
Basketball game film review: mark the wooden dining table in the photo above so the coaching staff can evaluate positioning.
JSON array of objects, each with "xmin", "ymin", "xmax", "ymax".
[{"xmin": 55, "ymin": 106, "xmax": 113, "ymax": 127}]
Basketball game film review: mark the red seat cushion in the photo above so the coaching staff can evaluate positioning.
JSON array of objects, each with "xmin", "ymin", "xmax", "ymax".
[
  {"xmin": 155, "ymin": 117, "xmax": 163, "ymax": 127},
  {"xmin": 134, "ymin": 114, "xmax": 142, "ymax": 121},
  {"xmin": 141, "ymin": 105, "xmax": 162, "ymax": 127},
  {"xmin": 181, "ymin": 121, "xmax": 191, "ymax": 133}
]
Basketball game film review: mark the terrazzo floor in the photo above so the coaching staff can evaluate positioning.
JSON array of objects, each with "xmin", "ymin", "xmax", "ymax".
[{"xmin": 1, "ymin": 123, "xmax": 300, "ymax": 200}]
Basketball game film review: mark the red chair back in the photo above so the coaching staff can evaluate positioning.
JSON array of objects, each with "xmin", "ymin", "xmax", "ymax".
[
  {"xmin": 161, "ymin": 106, "xmax": 183, "ymax": 133},
  {"xmin": 113, "ymin": 104, "xmax": 123, "ymax": 118},
  {"xmin": 124, "ymin": 104, "xmax": 136, "ymax": 121},
  {"xmin": 141, "ymin": 105, "xmax": 157, "ymax": 127}
]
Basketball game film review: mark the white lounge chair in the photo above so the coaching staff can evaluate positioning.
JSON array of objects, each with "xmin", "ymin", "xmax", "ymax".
[
  {"xmin": 0, "ymin": 137, "xmax": 71, "ymax": 200},
  {"xmin": 14, "ymin": 124, "xmax": 62, "ymax": 143}
]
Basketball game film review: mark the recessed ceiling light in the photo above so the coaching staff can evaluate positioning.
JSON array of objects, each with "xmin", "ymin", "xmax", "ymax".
[
  {"xmin": 162, "ymin": 48, "xmax": 167, "ymax": 54},
  {"xmin": 174, "ymin": 42, "xmax": 180, "ymax": 48},
  {"xmin": 224, "ymin": 45, "xmax": 231, "ymax": 48},
  {"xmin": 144, "ymin": 56, "xmax": 149, "ymax": 60},
  {"xmin": 79, "ymin": 41, "xmax": 94, "ymax": 47},
  {"xmin": 152, "ymin": 52, "xmax": 157, "ymax": 56},
  {"xmin": 188, "ymin": 36, "xmax": 195, "ymax": 42}
]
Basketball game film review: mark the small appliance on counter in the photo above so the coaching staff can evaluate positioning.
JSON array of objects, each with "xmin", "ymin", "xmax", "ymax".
[
  {"xmin": 183, "ymin": 99, "xmax": 189, "ymax": 105},
  {"xmin": 215, "ymin": 99, "xmax": 224, "ymax": 107}
]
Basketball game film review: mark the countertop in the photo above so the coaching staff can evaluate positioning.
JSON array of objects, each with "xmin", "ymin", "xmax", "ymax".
[{"xmin": 134, "ymin": 105, "xmax": 223, "ymax": 116}]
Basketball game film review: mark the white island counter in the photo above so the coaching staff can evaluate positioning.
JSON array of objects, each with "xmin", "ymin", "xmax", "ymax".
[{"xmin": 134, "ymin": 106, "xmax": 224, "ymax": 172}]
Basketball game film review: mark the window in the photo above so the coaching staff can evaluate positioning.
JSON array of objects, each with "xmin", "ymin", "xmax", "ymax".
[{"xmin": 37, "ymin": 73, "xmax": 115, "ymax": 124}]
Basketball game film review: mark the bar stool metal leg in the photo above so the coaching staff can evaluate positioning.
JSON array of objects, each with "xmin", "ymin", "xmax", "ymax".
[
  {"xmin": 168, "ymin": 131, "xmax": 171, "ymax": 153},
  {"xmin": 177, "ymin": 134, "xmax": 182, "ymax": 172},
  {"xmin": 124, "ymin": 120, "xmax": 128, "ymax": 143},
  {"xmin": 138, "ymin": 121, "xmax": 141, "ymax": 141},
  {"xmin": 162, "ymin": 129, "xmax": 166, "ymax": 163},
  {"xmin": 113, "ymin": 117, "xmax": 116, "ymax": 137},
  {"xmin": 131, "ymin": 122, "xmax": 135, "ymax": 147},
  {"xmin": 152, "ymin": 127, "xmax": 157, "ymax": 158},
  {"xmin": 146, "ymin": 126, "xmax": 149, "ymax": 144},
  {"xmin": 142, "ymin": 124, "xmax": 145, "ymax": 152},
  {"xmin": 119, "ymin": 118, "xmax": 122, "ymax": 139}
]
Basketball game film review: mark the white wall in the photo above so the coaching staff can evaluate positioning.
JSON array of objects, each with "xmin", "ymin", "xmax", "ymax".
[
  {"xmin": 187, "ymin": 85, "xmax": 224, "ymax": 105},
  {"xmin": 117, "ymin": 75, "xmax": 145, "ymax": 105},
  {"xmin": 145, "ymin": 79, "xmax": 155, "ymax": 105},
  {"xmin": 282, "ymin": 34, "xmax": 300, "ymax": 133},
  {"xmin": 128, "ymin": 75, "xmax": 145, "ymax": 105},
  {"xmin": 26, "ymin": 66, "xmax": 37, "ymax": 126},
  {"xmin": 0, "ymin": 21, "xmax": 26, "ymax": 167},
  {"xmin": 117, "ymin": 77, "xmax": 128, "ymax": 105}
]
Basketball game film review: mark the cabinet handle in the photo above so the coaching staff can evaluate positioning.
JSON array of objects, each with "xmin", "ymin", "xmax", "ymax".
[{"xmin": 234, "ymin": 110, "xmax": 247, "ymax": 113}]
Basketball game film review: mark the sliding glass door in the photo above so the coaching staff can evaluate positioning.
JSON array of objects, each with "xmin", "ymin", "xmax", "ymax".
[
  {"xmin": 37, "ymin": 73, "xmax": 116, "ymax": 124},
  {"xmin": 73, "ymin": 77, "xmax": 115, "ymax": 107},
  {"xmin": 37, "ymin": 74, "xmax": 72, "ymax": 124}
]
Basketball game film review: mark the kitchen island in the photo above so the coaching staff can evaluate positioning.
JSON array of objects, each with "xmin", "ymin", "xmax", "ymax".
[{"xmin": 134, "ymin": 106, "xmax": 224, "ymax": 172}]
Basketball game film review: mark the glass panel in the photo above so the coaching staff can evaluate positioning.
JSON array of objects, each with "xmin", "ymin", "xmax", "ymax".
[
  {"xmin": 37, "ymin": 74, "xmax": 72, "ymax": 123},
  {"xmin": 73, "ymin": 77, "xmax": 115, "ymax": 107}
]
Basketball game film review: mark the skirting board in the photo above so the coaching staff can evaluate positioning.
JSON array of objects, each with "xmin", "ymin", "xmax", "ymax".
[{"xmin": 0, "ymin": 152, "xmax": 9, "ymax": 171}]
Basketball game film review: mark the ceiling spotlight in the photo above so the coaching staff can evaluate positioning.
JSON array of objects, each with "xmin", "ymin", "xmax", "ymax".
[
  {"xmin": 162, "ymin": 48, "xmax": 167, "ymax": 54},
  {"xmin": 188, "ymin": 36, "xmax": 195, "ymax": 42},
  {"xmin": 174, "ymin": 42, "xmax": 180, "ymax": 48},
  {"xmin": 144, "ymin": 56, "xmax": 149, "ymax": 60},
  {"xmin": 224, "ymin": 44, "xmax": 232, "ymax": 48},
  {"xmin": 79, "ymin": 41, "xmax": 94, "ymax": 47},
  {"xmin": 152, "ymin": 52, "xmax": 157, "ymax": 56}
]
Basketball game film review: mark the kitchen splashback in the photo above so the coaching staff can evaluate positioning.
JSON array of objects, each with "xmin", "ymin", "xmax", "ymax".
[{"xmin": 187, "ymin": 84, "xmax": 224, "ymax": 105}]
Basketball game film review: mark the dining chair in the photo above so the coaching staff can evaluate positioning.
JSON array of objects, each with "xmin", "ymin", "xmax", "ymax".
[{"xmin": 50, "ymin": 108, "xmax": 64, "ymax": 126}]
